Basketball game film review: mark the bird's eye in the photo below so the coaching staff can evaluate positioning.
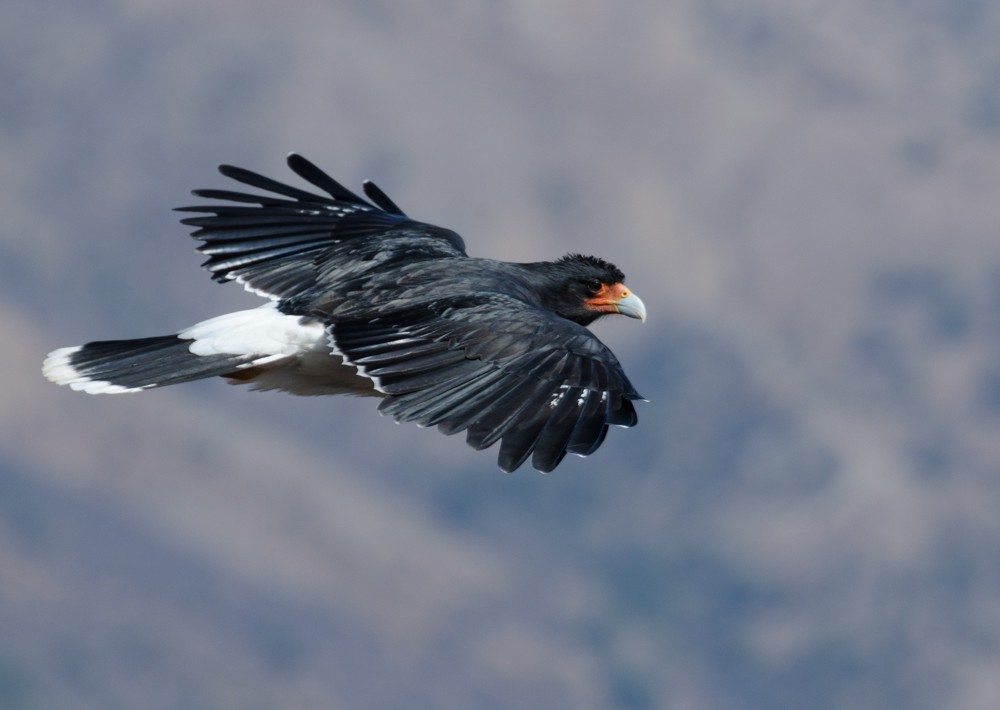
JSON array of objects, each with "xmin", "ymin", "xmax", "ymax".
[{"xmin": 585, "ymin": 279, "xmax": 603, "ymax": 295}]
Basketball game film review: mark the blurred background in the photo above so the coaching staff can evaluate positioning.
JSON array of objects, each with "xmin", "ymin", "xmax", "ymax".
[{"xmin": 3, "ymin": 0, "xmax": 1000, "ymax": 708}]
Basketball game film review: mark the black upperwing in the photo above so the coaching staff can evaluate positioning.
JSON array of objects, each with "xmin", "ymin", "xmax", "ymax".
[
  {"xmin": 329, "ymin": 294, "xmax": 641, "ymax": 473},
  {"xmin": 176, "ymin": 153, "xmax": 466, "ymax": 301}
]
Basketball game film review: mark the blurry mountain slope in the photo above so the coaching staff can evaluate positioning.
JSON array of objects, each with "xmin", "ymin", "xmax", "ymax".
[{"xmin": 2, "ymin": 0, "xmax": 1000, "ymax": 708}]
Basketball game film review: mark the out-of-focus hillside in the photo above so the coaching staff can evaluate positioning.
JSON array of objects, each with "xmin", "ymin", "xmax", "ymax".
[{"xmin": 2, "ymin": 1, "xmax": 1000, "ymax": 708}]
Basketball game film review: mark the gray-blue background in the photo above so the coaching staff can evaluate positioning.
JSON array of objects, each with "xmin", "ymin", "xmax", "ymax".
[{"xmin": 3, "ymin": 1, "xmax": 1000, "ymax": 708}]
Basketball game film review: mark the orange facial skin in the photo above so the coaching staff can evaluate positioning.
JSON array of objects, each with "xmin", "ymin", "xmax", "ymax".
[{"xmin": 585, "ymin": 282, "xmax": 642, "ymax": 318}]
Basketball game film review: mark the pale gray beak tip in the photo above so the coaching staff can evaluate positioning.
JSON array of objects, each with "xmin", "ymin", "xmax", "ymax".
[{"xmin": 617, "ymin": 292, "xmax": 646, "ymax": 322}]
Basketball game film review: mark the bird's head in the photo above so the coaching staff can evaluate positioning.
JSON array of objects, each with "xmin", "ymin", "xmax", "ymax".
[{"xmin": 541, "ymin": 254, "xmax": 647, "ymax": 326}]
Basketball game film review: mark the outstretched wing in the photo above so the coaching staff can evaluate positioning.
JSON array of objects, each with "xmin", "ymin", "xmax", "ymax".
[
  {"xmin": 329, "ymin": 295, "xmax": 641, "ymax": 473},
  {"xmin": 176, "ymin": 153, "xmax": 467, "ymax": 301}
]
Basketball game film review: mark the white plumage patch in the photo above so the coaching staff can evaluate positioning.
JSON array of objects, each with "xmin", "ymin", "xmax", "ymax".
[
  {"xmin": 180, "ymin": 303, "xmax": 325, "ymax": 358},
  {"xmin": 188, "ymin": 304, "xmax": 377, "ymax": 396}
]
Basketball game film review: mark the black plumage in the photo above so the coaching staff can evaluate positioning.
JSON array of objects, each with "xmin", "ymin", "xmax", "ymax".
[{"xmin": 44, "ymin": 154, "xmax": 645, "ymax": 472}]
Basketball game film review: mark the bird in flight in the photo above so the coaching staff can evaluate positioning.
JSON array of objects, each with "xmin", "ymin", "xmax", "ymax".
[{"xmin": 43, "ymin": 154, "xmax": 645, "ymax": 472}]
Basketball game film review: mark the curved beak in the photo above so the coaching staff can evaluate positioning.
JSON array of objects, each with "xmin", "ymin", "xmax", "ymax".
[
  {"xmin": 586, "ymin": 283, "xmax": 648, "ymax": 322},
  {"xmin": 615, "ymin": 292, "xmax": 647, "ymax": 322}
]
